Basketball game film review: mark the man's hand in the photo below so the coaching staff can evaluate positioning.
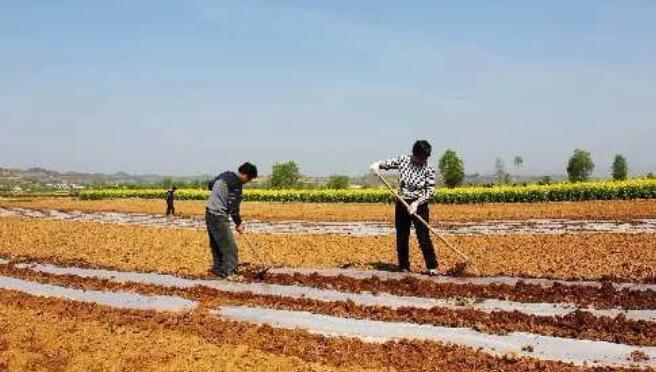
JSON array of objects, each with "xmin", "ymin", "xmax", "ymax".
[
  {"xmin": 407, "ymin": 201, "xmax": 419, "ymax": 215},
  {"xmin": 369, "ymin": 161, "xmax": 381, "ymax": 173},
  {"xmin": 235, "ymin": 224, "xmax": 245, "ymax": 235}
]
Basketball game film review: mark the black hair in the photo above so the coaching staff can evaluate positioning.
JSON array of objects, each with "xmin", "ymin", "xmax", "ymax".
[
  {"xmin": 238, "ymin": 162, "xmax": 258, "ymax": 179},
  {"xmin": 412, "ymin": 140, "xmax": 432, "ymax": 158},
  {"xmin": 171, "ymin": 186, "xmax": 177, "ymax": 191}
]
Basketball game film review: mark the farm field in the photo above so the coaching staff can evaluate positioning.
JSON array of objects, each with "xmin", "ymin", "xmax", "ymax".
[
  {"xmin": 0, "ymin": 291, "xmax": 347, "ymax": 372},
  {"xmin": 5, "ymin": 0, "xmax": 656, "ymax": 369},
  {"xmin": 2, "ymin": 197, "xmax": 656, "ymax": 222},
  {"xmin": 75, "ymin": 179, "xmax": 656, "ymax": 203},
  {"xmin": 1, "ymin": 198, "xmax": 656, "ymax": 370},
  {"xmin": 1, "ymin": 216, "xmax": 656, "ymax": 281}
]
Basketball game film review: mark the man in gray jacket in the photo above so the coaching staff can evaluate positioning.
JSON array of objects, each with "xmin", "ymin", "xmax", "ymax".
[{"xmin": 206, "ymin": 162, "xmax": 258, "ymax": 278}]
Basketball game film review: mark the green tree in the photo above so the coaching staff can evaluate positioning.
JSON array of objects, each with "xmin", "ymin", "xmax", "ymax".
[
  {"xmin": 326, "ymin": 175, "xmax": 350, "ymax": 189},
  {"xmin": 567, "ymin": 149, "xmax": 595, "ymax": 182},
  {"xmin": 270, "ymin": 161, "xmax": 301, "ymax": 189},
  {"xmin": 161, "ymin": 177, "xmax": 173, "ymax": 189},
  {"xmin": 510, "ymin": 156, "xmax": 524, "ymax": 183},
  {"xmin": 612, "ymin": 154, "xmax": 628, "ymax": 181},
  {"xmin": 513, "ymin": 156, "xmax": 524, "ymax": 168},
  {"xmin": 438, "ymin": 149, "xmax": 465, "ymax": 188}
]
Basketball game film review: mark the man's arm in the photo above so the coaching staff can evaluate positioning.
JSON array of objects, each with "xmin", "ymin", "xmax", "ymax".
[{"xmin": 227, "ymin": 186, "xmax": 243, "ymax": 227}]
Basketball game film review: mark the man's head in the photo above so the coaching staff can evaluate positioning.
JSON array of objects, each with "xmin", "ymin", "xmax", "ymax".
[
  {"xmin": 237, "ymin": 162, "xmax": 258, "ymax": 184},
  {"xmin": 171, "ymin": 186, "xmax": 177, "ymax": 191},
  {"xmin": 412, "ymin": 140, "xmax": 432, "ymax": 164}
]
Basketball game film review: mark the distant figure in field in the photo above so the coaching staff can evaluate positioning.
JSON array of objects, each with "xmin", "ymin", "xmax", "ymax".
[
  {"xmin": 206, "ymin": 162, "xmax": 258, "ymax": 278},
  {"xmin": 165, "ymin": 186, "xmax": 177, "ymax": 216}
]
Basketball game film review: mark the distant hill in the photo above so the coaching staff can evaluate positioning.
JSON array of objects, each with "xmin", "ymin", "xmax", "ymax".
[
  {"xmin": 0, "ymin": 166, "xmax": 186, "ymax": 191},
  {"xmin": 0, "ymin": 165, "xmax": 568, "ymax": 192}
]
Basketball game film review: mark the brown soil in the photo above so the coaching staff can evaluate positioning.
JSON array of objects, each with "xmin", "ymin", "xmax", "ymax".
[
  {"xmin": 0, "ymin": 288, "xmax": 612, "ymax": 372},
  {"xmin": 1, "ymin": 217, "xmax": 655, "ymax": 282},
  {"xmin": 0, "ymin": 291, "xmax": 351, "ymax": 372},
  {"xmin": 2, "ymin": 197, "xmax": 656, "ymax": 222},
  {"xmin": 3, "ymin": 264, "xmax": 656, "ymax": 348},
  {"xmin": 245, "ymin": 271, "xmax": 656, "ymax": 310}
]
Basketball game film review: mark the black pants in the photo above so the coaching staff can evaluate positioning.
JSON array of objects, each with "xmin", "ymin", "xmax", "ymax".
[
  {"xmin": 395, "ymin": 200, "xmax": 438, "ymax": 271},
  {"xmin": 166, "ymin": 203, "xmax": 175, "ymax": 215},
  {"xmin": 205, "ymin": 211, "xmax": 238, "ymax": 276}
]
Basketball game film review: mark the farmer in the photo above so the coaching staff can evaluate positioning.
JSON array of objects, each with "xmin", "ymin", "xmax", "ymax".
[
  {"xmin": 165, "ymin": 186, "xmax": 177, "ymax": 216},
  {"xmin": 206, "ymin": 162, "xmax": 258, "ymax": 278},
  {"xmin": 370, "ymin": 140, "xmax": 439, "ymax": 276}
]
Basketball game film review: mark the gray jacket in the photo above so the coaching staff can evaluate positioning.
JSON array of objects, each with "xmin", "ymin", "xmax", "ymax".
[{"xmin": 206, "ymin": 171, "xmax": 243, "ymax": 225}]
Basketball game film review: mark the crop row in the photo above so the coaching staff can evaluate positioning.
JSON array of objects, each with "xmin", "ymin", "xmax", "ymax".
[{"xmin": 77, "ymin": 179, "xmax": 656, "ymax": 204}]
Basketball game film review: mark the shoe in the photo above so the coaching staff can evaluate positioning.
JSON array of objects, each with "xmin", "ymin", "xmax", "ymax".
[
  {"xmin": 398, "ymin": 267, "xmax": 411, "ymax": 273},
  {"xmin": 427, "ymin": 269, "xmax": 441, "ymax": 277},
  {"xmin": 211, "ymin": 270, "xmax": 228, "ymax": 278}
]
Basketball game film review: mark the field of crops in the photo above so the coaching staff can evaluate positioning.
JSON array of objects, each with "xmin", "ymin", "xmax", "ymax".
[
  {"xmin": 78, "ymin": 178, "xmax": 656, "ymax": 203},
  {"xmin": 1, "ymin": 197, "xmax": 656, "ymax": 370}
]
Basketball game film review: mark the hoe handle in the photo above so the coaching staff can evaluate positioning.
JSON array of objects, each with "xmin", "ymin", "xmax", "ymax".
[{"xmin": 374, "ymin": 170, "xmax": 472, "ymax": 263}]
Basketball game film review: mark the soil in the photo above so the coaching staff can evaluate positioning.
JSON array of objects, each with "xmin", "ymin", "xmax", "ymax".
[
  {"xmin": 2, "ymin": 216, "xmax": 656, "ymax": 282},
  {"xmin": 2, "ymin": 197, "xmax": 656, "ymax": 222},
  {"xmin": 0, "ymin": 289, "xmax": 614, "ymax": 372},
  {"xmin": 3, "ymin": 264, "xmax": 656, "ymax": 347}
]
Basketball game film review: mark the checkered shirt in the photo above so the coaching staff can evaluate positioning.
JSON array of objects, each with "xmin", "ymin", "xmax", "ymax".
[{"xmin": 379, "ymin": 155, "xmax": 437, "ymax": 205}]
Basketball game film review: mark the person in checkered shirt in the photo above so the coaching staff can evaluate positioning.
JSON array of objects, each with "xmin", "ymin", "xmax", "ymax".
[{"xmin": 370, "ymin": 140, "xmax": 439, "ymax": 276}]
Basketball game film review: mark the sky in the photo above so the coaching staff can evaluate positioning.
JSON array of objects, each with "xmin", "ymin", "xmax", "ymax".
[{"xmin": 1, "ymin": 0, "xmax": 655, "ymax": 177}]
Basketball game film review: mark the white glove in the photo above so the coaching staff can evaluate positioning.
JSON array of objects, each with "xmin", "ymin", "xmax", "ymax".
[
  {"xmin": 408, "ymin": 201, "xmax": 419, "ymax": 215},
  {"xmin": 369, "ymin": 161, "xmax": 381, "ymax": 173}
]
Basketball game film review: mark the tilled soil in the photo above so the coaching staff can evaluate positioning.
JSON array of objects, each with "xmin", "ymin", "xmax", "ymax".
[
  {"xmin": 2, "ymin": 198, "xmax": 656, "ymax": 370},
  {"xmin": 3, "ymin": 263, "xmax": 656, "ymax": 348},
  {"xmin": 2, "ymin": 197, "xmax": 656, "ymax": 222},
  {"xmin": 4, "ymin": 207, "xmax": 656, "ymax": 236},
  {"xmin": 0, "ymin": 293, "xmax": 347, "ymax": 372},
  {"xmin": 249, "ymin": 271, "xmax": 656, "ymax": 310},
  {"xmin": 6, "ymin": 254, "xmax": 656, "ymax": 310},
  {"xmin": 0, "ymin": 288, "xmax": 614, "ymax": 372},
  {"xmin": 2, "ymin": 216, "xmax": 656, "ymax": 282}
]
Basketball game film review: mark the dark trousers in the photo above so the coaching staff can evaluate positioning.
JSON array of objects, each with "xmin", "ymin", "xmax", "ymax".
[
  {"xmin": 395, "ymin": 200, "xmax": 438, "ymax": 271},
  {"xmin": 166, "ymin": 203, "xmax": 175, "ymax": 215},
  {"xmin": 205, "ymin": 211, "xmax": 238, "ymax": 276}
]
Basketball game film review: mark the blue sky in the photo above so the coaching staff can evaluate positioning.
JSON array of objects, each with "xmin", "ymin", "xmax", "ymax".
[{"xmin": 1, "ymin": 0, "xmax": 655, "ymax": 176}]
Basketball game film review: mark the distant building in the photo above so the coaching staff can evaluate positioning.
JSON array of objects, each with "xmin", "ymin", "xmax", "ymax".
[{"xmin": 45, "ymin": 182, "xmax": 86, "ymax": 190}]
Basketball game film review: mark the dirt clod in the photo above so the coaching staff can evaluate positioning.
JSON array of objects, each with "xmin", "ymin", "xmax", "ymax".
[{"xmin": 628, "ymin": 350, "xmax": 649, "ymax": 362}]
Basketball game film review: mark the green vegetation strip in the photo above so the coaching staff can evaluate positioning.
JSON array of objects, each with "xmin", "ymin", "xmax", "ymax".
[{"xmin": 77, "ymin": 179, "xmax": 656, "ymax": 204}]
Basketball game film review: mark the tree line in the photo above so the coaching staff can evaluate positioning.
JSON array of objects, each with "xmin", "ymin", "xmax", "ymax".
[
  {"xmin": 438, "ymin": 149, "xmax": 631, "ymax": 188},
  {"xmin": 149, "ymin": 151, "xmax": 642, "ymax": 191}
]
